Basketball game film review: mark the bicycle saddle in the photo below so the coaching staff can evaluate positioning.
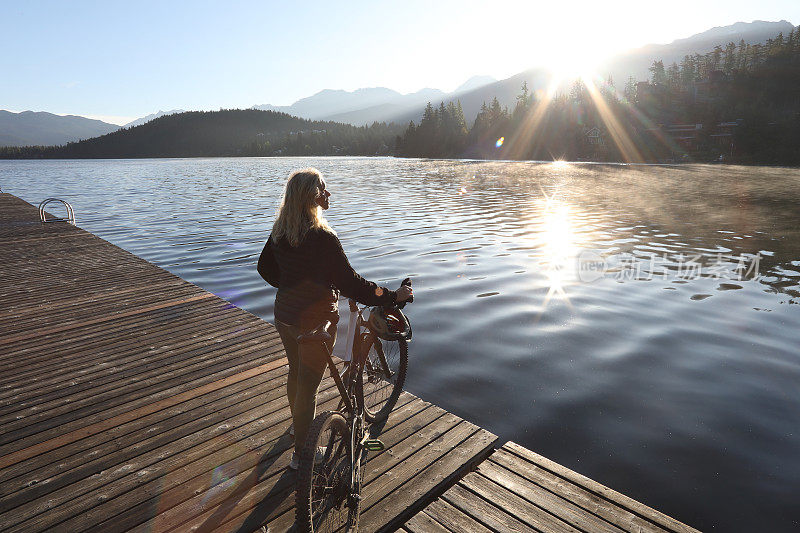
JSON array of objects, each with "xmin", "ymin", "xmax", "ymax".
[{"xmin": 297, "ymin": 320, "xmax": 332, "ymax": 344}]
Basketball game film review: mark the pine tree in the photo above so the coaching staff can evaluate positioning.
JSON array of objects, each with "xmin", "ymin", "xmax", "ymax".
[
  {"xmin": 649, "ymin": 60, "xmax": 667, "ymax": 85},
  {"xmin": 774, "ymin": 33, "xmax": 785, "ymax": 54},
  {"xmin": 680, "ymin": 55, "xmax": 694, "ymax": 85},
  {"xmin": 516, "ymin": 81, "xmax": 530, "ymax": 109},
  {"xmin": 723, "ymin": 42, "xmax": 736, "ymax": 74},
  {"xmin": 737, "ymin": 39, "xmax": 747, "ymax": 71},
  {"xmin": 624, "ymin": 76, "xmax": 637, "ymax": 102},
  {"xmin": 711, "ymin": 45, "xmax": 723, "ymax": 70},
  {"xmin": 667, "ymin": 62, "xmax": 681, "ymax": 90},
  {"xmin": 692, "ymin": 53, "xmax": 705, "ymax": 80}
]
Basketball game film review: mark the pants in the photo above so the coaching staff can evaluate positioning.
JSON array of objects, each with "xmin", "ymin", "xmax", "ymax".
[{"xmin": 276, "ymin": 320, "xmax": 337, "ymax": 456}]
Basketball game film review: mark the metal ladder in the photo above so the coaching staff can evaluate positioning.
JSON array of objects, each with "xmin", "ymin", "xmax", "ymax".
[{"xmin": 38, "ymin": 198, "xmax": 76, "ymax": 226}]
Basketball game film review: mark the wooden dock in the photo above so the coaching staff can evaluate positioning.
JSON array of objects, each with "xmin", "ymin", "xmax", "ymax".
[
  {"xmin": 0, "ymin": 193, "xmax": 699, "ymax": 532},
  {"xmin": 402, "ymin": 443, "xmax": 700, "ymax": 533}
]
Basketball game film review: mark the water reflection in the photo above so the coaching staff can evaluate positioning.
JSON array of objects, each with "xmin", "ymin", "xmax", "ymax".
[{"xmin": 532, "ymin": 195, "xmax": 579, "ymax": 313}]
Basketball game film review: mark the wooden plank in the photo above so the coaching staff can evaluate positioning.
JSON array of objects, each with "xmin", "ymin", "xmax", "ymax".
[
  {"xmin": 0, "ymin": 284, "xmax": 207, "ymax": 334},
  {"xmin": 454, "ymin": 472, "xmax": 581, "ymax": 533},
  {"xmin": 0, "ymin": 299, "xmax": 246, "ymax": 369},
  {"xmin": 403, "ymin": 510, "xmax": 454, "ymax": 533},
  {"xmin": 0, "ymin": 379, "xmax": 343, "ymax": 533},
  {"xmin": 0, "ymin": 318, "xmax": 274, "ymax": 402},
  {"xmin": 361, "ymin": 424, "xmax": 499, "ymax": 532},
  {"xmin": 0, "ymin": 368, "xmax": 288, "ymax": 487},
  {"xmin": 0, "ymin": 259, "xmax": 180, "ymax": 294},
  {"xmin": 0, "ymin": 331, "xmax": 282, "ymax": 436},
  {"xmin": 2, "ymin": 316, "xmax": 276, "ymax": 396},
  {"xmin": 104, "ymin": 396, "xmax": 406, "ymax": 533},
  {"xmin": 420, "ymin": 498, "xmax": 494, "ymax": 533},
  {"xmin": 0, "ymin": 370, "xmax": 291, "ymax": 504},
  {"xmin": 441, "ymin": 480, "xmax": 541, "ymax": 533},
  {"xmin": 1, "ymin": 376, "xmax": 328, "ymax": 527},
  {"xmin": 0, "ymin": 334, "xmax": 280, "ymax": 444},
  {"xmin": 0, "ymin": 310, "xmax": 266, "ymax": 402},
  {"xmin": 0, "ymin": 257, "xmax": 175, "ymax": 280},
  {"xmin": 71, "ymin": 380, "xmax": 381, "ymax": 533},
  {"xmin": 157, "ymin": 394, "xmax": 437, "ymax": 533},
  {"xmin": 0, "ymin": 357, "xmax": 288, "ymax": 469},
  {"xmin": 485, "ymin": 451, "xmax": 645, "ymax": 533},
  {"xmin": 0, "ymin": 296, "xmax": 230, "ymax": 359},
  {"xmin": 217, "ymin": 407, "xmax": 466, "ymax": 533},
  {"xmin": 0, "ymin": 346, "xmax": 283, "ymax": 456},
  {"xmin": 0, "ymin": 279, "xmax": 191, "ymax": 321},
  {"xmin": 0, "ymin": 325, "xmax": 280, "ymax": 428},
  {"xmin": 0, "ymin": 309, "xmax": 254, "ymax": 396},
  {"xmin": 0, "ymin": 269, "xmax": 181, "ymax": 304},
  {"xmin": 0, "ymin": 292, "xmax": 216, "ymax": 346},
  {"xmin": 504, "ymin": 442, "xmax": 700, "ymax": 533}
]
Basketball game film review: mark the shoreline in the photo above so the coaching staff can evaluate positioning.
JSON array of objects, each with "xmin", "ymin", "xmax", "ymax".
[{"xmin": 1, "ymin": 154, "xmax": 799, "ymax": 168}]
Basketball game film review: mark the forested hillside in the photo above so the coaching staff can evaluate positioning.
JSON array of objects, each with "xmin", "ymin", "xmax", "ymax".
[
  {"xmin": 397, "ymin": 26, "xmax": 800, "ymax": 165},
  {"xmin": 0, "ymin": 110, "xmax": 402, "ymax": 159}
]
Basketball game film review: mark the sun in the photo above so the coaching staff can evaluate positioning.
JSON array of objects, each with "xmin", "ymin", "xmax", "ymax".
[{"xmin": 542, "ymin": 46, "xmax": 610, "ymax": 86}]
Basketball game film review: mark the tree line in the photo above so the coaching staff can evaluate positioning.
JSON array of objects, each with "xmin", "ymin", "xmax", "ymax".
[
  {"xmin": 0, "ymin": 110, "xmax": 403, "ymax": 159},
  {"xmin": 397, "ymin": 25, "xmax": 800, "ymax": 165}
]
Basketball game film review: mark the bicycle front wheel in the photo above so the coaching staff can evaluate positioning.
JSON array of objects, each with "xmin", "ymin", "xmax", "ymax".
[
  {"xmin": 296, "ymin": 411, "xmax": 353, "ymax": 533},
  {"xmin": 361, "ymin": 334, "xmax": 408, "ymax": 423}
]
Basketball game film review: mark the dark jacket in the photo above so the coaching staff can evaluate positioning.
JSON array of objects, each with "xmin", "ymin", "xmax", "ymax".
[{"xmin": 257, "ymin": 227, "xmax": 397, "ymax": 328}]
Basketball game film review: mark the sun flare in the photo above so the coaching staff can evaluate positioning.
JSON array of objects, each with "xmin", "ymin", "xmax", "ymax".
[
  {"xmin": 543, "ymin": 47, "xmax": 607, "ymax": 86},
  {"xmin": 532, "ymin": 193, "xmax": 581, "ymax": 315}
]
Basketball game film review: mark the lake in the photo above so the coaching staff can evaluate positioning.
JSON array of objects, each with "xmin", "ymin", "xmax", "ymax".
[{"xmin": 1, "ymin": 157, "xmax": 799, "ymax": 531}]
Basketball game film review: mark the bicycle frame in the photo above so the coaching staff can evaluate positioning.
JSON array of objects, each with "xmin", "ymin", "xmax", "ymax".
[
  {"xmin": 317, "ymin": 300, "xmax": 372, "ymax": 489},
  {"xmin": 318, "ymin": 301, "xmax": 366, "ymax": 416}
]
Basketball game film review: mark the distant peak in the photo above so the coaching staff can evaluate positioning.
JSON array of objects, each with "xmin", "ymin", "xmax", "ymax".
[
  {"xmin": 675, "ymin": 19, "xmax": 795, "ymax": 44},
  {"xmin": 453, "ymin": 75, "xmax": 497, "ymax": 93}
]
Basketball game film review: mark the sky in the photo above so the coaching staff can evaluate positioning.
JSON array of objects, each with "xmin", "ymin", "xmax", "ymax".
[{"xmin": 1, "ymin": 0, "xmax": 798, "ymax": 125}]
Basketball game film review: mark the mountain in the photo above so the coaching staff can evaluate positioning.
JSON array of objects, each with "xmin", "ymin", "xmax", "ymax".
[
  {"xmin": 254, "ymin": 87, "xmax": 400, "ymax": 119},
  {"xmin": 315, "ymin": 88, "xmax": 447, "ymax": 125},
  {"xmin": 0, "ymin": 110, "xmax": 120, "ymax": 147},
  {"xmin": 0, "ymin": 109, "xmax": 403, "ymax": 159},
  {"xmin": 388, "ymin": 69, "xmax": 555, "ymax": 127},
  {"xmin": 453, "ymin": 75, "xmax": 497, "ymax": 93},
  {"xmin": 124, "ymin": 109, "xmax": 184, "ymax": 128},
  {"xmin": 253, "ymin": 86, "xmax": 450, "ymax": 125},
  {"xmin": 598, "ymin": 19, "xmax": 796, "ymax": 83},
  {"xmin": 315, "ymin": 81, "xmax": 502, "ymax": 126}
]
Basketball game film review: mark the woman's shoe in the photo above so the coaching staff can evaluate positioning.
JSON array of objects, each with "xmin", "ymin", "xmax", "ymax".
[{"xmin": 288, "ymin": 447, "xmax": 327, "ymax": 471}]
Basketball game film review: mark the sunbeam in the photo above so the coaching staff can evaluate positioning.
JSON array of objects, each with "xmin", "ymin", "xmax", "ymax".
[
  {"xmin": 583, "ymin": 77, "xmax": 645, "ymax": 164},
  {"xmin": 502, "ymin": 83, "xmax": 559, "ymax": 160}
]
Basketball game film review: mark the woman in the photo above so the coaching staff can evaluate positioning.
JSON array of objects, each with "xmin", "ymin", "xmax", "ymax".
[{"xmin": 257, "ymin": 168, "xmax": 412, "ymax": 470}]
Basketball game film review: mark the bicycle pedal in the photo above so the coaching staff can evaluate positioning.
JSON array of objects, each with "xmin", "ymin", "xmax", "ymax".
[{"xmin": 363, "ymin": 439, "xmax": 385, "ymax": 452}]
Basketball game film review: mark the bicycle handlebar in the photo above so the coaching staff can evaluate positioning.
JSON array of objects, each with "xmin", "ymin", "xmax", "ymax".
[{"xmin": 395, "ymin": 277, "xmax": 413, "ymax": 310}]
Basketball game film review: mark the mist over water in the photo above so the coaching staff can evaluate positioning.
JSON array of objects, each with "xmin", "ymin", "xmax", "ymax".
[{"xmin": 2, "ymin": 157, "xmax": 799, "ymax": 531}]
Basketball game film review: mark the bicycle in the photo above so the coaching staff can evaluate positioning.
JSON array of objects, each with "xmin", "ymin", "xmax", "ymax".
[{"xmin": 294, "ymin": 279, "xmax": 413, "ymax": 533}]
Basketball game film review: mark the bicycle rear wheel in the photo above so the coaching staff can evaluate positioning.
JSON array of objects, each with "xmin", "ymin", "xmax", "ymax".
[
  {"xmin": 296, "ymin": 411, "xmax": 354, "ymax": 532},
  {"xmin": 360, "ymin": 334, "xmax": 408, "ymax": 423}
]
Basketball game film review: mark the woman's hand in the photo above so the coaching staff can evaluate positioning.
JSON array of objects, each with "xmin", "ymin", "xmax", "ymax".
[{"xmin": 396, "ymin": 285, "xmax": 413, "ymax": 302}]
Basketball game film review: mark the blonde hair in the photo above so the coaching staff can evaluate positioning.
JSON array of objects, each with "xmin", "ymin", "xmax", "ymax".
[{"xmin": 272, "ymin": 167, "xmax": 334, "ymax": 247}]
